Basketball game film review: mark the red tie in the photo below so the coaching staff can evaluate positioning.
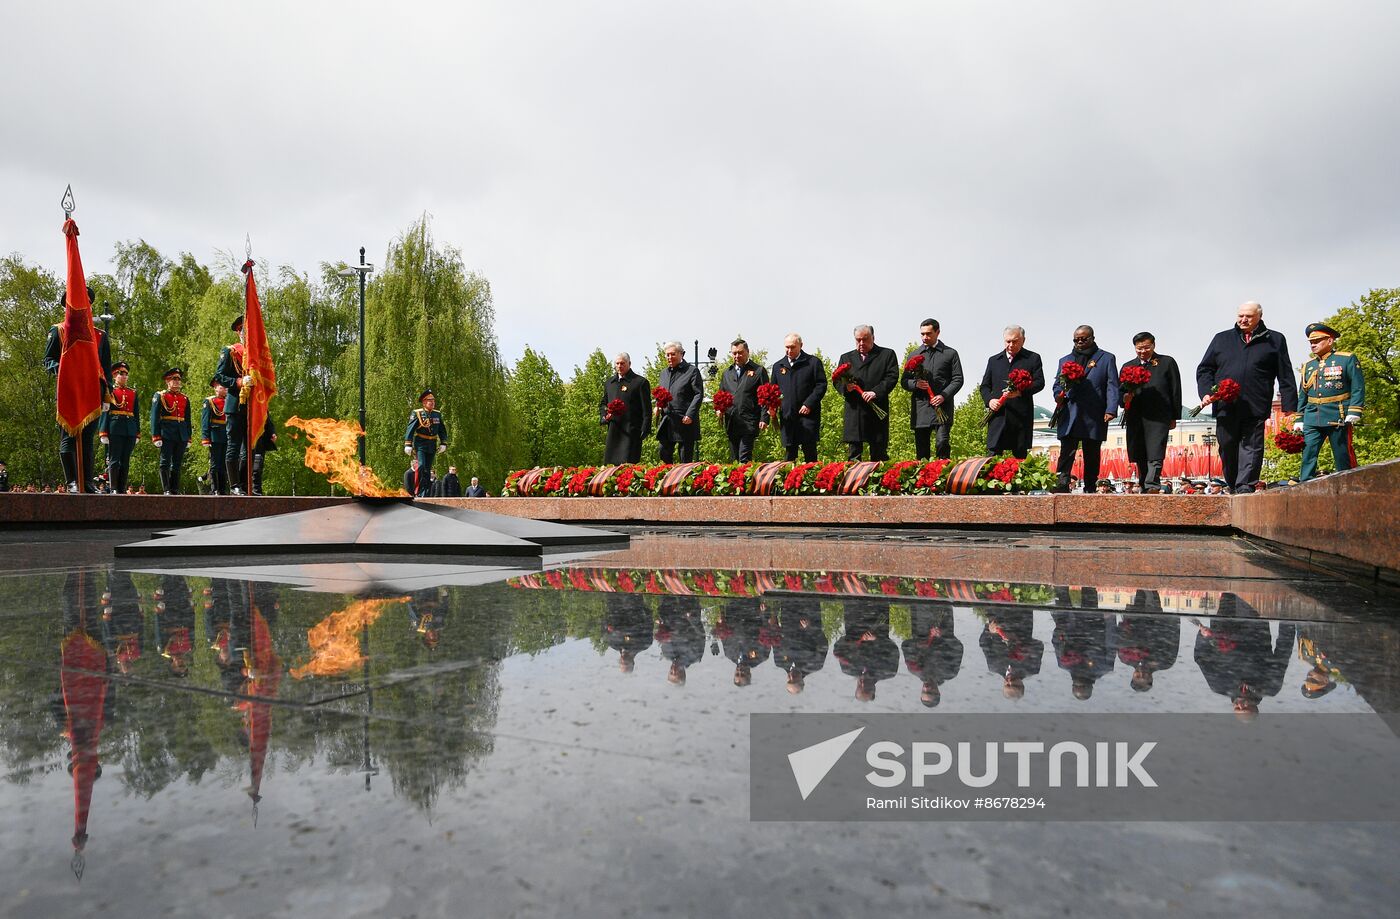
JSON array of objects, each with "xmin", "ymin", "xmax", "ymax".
[{"xmin": 1243, "ymin": 332, "xmax": 1252, "ymax": 344}]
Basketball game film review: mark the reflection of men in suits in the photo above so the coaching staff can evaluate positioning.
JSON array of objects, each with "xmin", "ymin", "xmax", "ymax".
[
  {"xmin": 979, "ymin": 608, "xmax": 1043, "ymax": 700},
  {"xmin": 980, "ymin": 326, "xmax": 1046, "ymax": 458},
  {"xmin": 901, "ymin": 602, "xmax": 962, "ymax": 707},
  {"xmin": 717, "ymin": 597, "xmax": 770, "ymax": 686},
  {"xmin": 604, "ymin": 593, "xmax": 653, "ymax": 673},
  {"xmin": 837, "ymin": 325, "xmax": 899, "ymax": 461},
  {"xmin": 1051, "ymin": 326, "xmax": 1119, "ymax": 493},
  {"xmin": 1052, "ymin": 610, "xmax": 1115, "ymax": 701},
  {"xmin": 656, "ymin": 595, "xmax": 705, "ymax": 685},
  {"xmin": 1193, "ymin": 593, "xmax": 1296, "ymax": 720},
  {"xmin": 772, "ymin": 597, "xmax": 828, "ymax": 694},
  {"xmin": 655, "ymin": 342, "xmax": 704, "ymax": 463},
  {"xmin": 834, "ymin": 601, "xmax": 899, "ymax": 702},
  {"xmin": 1121, "ymin": 334, "xmax": 1182, "ymax": 493},
  {"xmin": 1114, "ymin": 591, "xmax": 1180, "ymax": 693}
]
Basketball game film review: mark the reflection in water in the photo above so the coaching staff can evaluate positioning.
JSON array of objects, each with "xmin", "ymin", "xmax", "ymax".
[
  {"xmin": 603, "ymin": 593, "xmax": 653, "ymax": 673},
  {"xmin": 656, "ymin": 595, "xmax": 705, "ymax": 685},
  {"xmin": 979, "ymin": 608, "xmax": 1044, "ymax": 701},
  {"xmin": 901, "ymin": 602, "xmax": 961, "ymax": 707},
  {"xmin": 715, "ymin": 597, "xmax": 771, "ymax": 687},
  {"xmin": 1052, "ymin": 588, "xmax": 1115, "ymax": 702},
  {"xmin": 835, "ymin": 601, "xmax": 899, "ymax": 702},
  {"xmin": 55, "ymin": 570, "xmax": 111, "ymax": 880},
  {"xmin": 153, "ymin": 574, "xmax": 194, "ymax": 677},
  {"xmin": 774, "ymin": 597, "xmax": 827, "ymax": 695},
  {"xmin": 1116, "ymin": 591, "xmax": 1180, "ymax": 693},
  {"xmin": 1192, "ymin": 593, "xmax": 1297, "ymax": 720},
  {"xmin": 291, "ymin": 597, "xmax": 404, "ymax": 679}
]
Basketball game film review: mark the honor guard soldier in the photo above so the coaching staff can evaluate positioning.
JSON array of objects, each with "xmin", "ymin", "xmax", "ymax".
[
  {"xmin": 150, "ymin": 368, "xmax": 192, "ymax": 495},
  {"xmin": 213, "ymin": 315, "xmax": 251, "ymax": 494},
  {"xmin": 201, "ymin": 378, "xmax": 230, "ymax": 494},
  {"xmin": 404, "ymin": 389, "xmax": 448, "ymax": 497},
  {"xmin": 44, "ymin": 286, "xmax": 112, "ymax": 493},
  {"xmin": 1293, "ymin": 321, "xmax": 1365, "ymax": 482},
  {"xmin": 99, "ymin": 361, "xmax": 139, "ymax": 495}
]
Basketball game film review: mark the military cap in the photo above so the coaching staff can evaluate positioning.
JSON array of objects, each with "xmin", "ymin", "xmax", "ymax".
[
  {"xmin": 231, "ymin": 315, "xmax": 244, "ymax": 332},
  {"xmin": 1302, "ymin": 669, "xmax": 1337, "ymax": 699},
  {"xmin": 163, "ymin": 367, "xmax": 184, "ymax": 381},
  {"xmin": 111, "ymin": 361, "xmax": 129, "ymax": 372},
  {"xmin": 210, "ymin": 375, "xmax": 221, "ymax": 387},
  {"xmin": 1305, "ymin": 322, "xmax": 1340, "ymax": 340},
  {"xmin": 419, "ymin": 389, "xmax": 435, "ymax": 403}
]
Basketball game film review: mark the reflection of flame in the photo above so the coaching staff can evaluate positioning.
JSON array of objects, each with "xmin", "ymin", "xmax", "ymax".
[
  {"xmin": 290, "ymin": 598, "xmax": 406, "ymax": 679},
  {"xmin": 284, "ymin": 416, "xmax": 407, "ymax": 497}
]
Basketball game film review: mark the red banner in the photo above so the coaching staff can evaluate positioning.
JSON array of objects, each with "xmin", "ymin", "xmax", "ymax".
[
  {"xmin": 56, "ymin": 219, "xmax": 105, "ymax": 437},
  {"xmin": 241, "ymin": 260, "xmax": 277, "ymax": 488}
]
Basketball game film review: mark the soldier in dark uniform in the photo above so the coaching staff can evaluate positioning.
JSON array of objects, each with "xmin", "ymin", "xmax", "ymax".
[
  {"xmin": 772, "ymin": 596, "xmax": 828, "ymax": 694},
  {"xmin": 213, "ymin": 315, "xmax": 252, "ymax": 495},
  {"xmin": 102, "ymin": 570, "xmax": 144, "ymax": 676},
  {"xmin": 153, "ymin": 574, "xmax": 195, "ymax": 677},
  {"xmin": 200, "ymin": 378, "xmax": 230, "ymax": 494},
  {"xmin": 834, "ymin": 600, "xmax": 900, "ymax": 702},
  {"xmin": 99, "ymin": 361, "xmax": 139, "ymax": 495},
  {"xmin": 979, "ymin": 607, "xmax": 1044, "ymax": 700},
  {"xmin": 250, "ymin": 416, "xmax": 277, "ymax": 496},
  {"xmin": 716, "ymin": 596, "xmax": 770, "ymax": 686},
  {"xmin": 901, "ymin": 602, "xmax": 962, "ymax": 707},
  {"xmin": 44, "ymin": 287, "xmax": 112, "ymax": 493},
  {"xmin": 655, "ymin": 341, "xmax": 704, "ymax": 463},
  {"xmin": 1120, "ymin": 333, "xmax": 1183, "ymax": 493},
  {"xmin": 600, "ymin": 353, "xmax": 652, "ymax": 464},
  {"xmin": 603, "ymin": 593, "xmax": 653, "ymax": 673},
  {"xmin": 403, "ymin": 389, "xmax": 448, "ymax": 497},
  {"xmin": 149, "ymin": 368, "xmax": 192, "ymax": 495},
  {"xmin": 716, "ymin": 338, "xmax": 770, "ymax": 462},
  {"xmin": 980, "ymin": 325, "xmax": 1046, "ymax": 459},
  {"xmin": 0, "ymin": 460, "xmax": 8, "ymax": 492},
  {"xmin": 770, "ymin": 333, "xmax": 827, "ymax": 462},
  {"xmin": 656, "ymin": 594, "xmax": 706, "ymax": 685},
  {"xmin": 902, "ymin": 319, "xmax": 963, "ymax": 460},
  {"xmin": 1192, "ymin": 593, "xmax": 1297, "ymax": 720},
  {"xmin": 1114, "ymin": 590, "xmax": 1180, "ymax": 693},
  {"xmin": 837, "ymin": 325, "xmax": 899, "ymax": 461},
  {"xmin": 1293, "ymin": 321, "xmax": 1365, "ymax": 482}
]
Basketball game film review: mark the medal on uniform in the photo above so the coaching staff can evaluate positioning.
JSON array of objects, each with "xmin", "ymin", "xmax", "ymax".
[
  {"xmin": 780, "ymin": 367, "xmax": 787, "ymax": 374},
  {"xmin": 621, "ymin": 385, "xmax": 627, "ymax": 391}
]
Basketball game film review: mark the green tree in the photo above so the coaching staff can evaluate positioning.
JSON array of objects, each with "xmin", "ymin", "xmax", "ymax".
[
  {"xmin": 507, "ymin": 346, "xmax": 566, "ymax": 468},
  {"xmin": 0, "ymin": 256, "xmax": 63, "ymax": 486},
  {"xmin": 557, "ymin": 349, "xmax": 611, "ymax": 468},
  {"xmin": 948, "ymin": 390, "xmax": 991, "ymax": 459},
  {"xmin": 1326, "ymin": 287, "xmax": 1400, "ymax": 451}
]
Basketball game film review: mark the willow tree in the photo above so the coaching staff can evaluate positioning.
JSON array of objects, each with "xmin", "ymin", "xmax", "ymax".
[
  {"xmin": 0, "ymin": 256, "xmax": 63, "ymax": 486},
  {"xmin": 357, "ymin": 217, "xmax": 511, "ymax": 489},
  {"xmin": 506, "ymin": 345, "xmax": 565, "ymax": 469}
]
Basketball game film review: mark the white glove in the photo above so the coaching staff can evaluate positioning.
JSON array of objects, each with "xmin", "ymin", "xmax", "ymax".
[
  {"xmin": 100, "ymin": 435, "xmax": 110, "ymax": 445},
  {"xmin": 153, "ymin": 438, "xmax": 163, "ymax": 447},
  {"xmin": 241, "ymin": 375, "xmax": 252, "ymax": 387},
  {"xmin": 437, "ymin": 444, "xmax": 446, "ymax": 454},
  {"xmin": 404, "ymin": 445, "xmax": 413, "ymax": 455},
  {"xmin": 1344, "ymin": 414, "xmax": 1361, "ymax": 425},
  {"xmin": 1292, "ymin": 421, "xmax": 1303, "ymax": 432}
]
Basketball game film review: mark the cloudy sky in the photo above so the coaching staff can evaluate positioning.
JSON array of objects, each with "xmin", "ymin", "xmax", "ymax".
[{"xmin": 5, "ymin": 1, "xmax": 1398, "ymax": 398}]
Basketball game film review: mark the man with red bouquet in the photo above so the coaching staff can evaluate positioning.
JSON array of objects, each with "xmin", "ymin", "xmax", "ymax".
[
  {"xmin": 599, "ymin": 352, "xmax": 652, "ymax": 464},
  {"xmin": 978, "ymin": 325, "xmax": 1045, "ymax": 459},
  {"xmin": 1195, "ymin": 301, "xmax": 1297, "ymax": 494},
  {"xmin": 654, "ymin": 341, "xmax": 703, "ymax": 463},
  {"xmin": 716, "ymin": 338, "xmax": 768, "ymax": 461},
  {"xmin": 836, "ymin": 324, "xmax": 898, "ymax": 461},
  {"xmin": 901, "ymin": 318, "xmax": 963, "ymax": 460},
  {"xmin": 1120, "ymin": 332, "xmax": 1182, "ymax": 493},
  {"xmin": 1051, "ymin": 325, "xmax": 1118, "ymax": 493}
]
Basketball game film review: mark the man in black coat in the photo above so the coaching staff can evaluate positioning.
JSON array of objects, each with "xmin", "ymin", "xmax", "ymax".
[
  {"xmin": 439, "ymin": 466, "xmax": 462, "ymax": 497},
  {"xmin": 655, "ymin": 341, "xmax": 704, "ymax": 463},
  {"xmin": 772, "ymin": 596, "xmax": 828, "ymax": 694},
  {"xmin": 1195, "ymin": 301, "xmax": 1297, "ymax": 494},
  {"xmin": 834, "ymin": 600, "xmax": 899, "ymax": 702},
  {"xmin": 902, "ymin": 319, "xmax": 963, "ymax": 460},
  {"xmin": 837, "ymin": 325, "xmax": 899, "ymax": 461},
  {"xmin": 657, "ymin": 595, "xmax": 706, "ymax": 686},
  {"xmin": 1051, "ymin": 325, "xmax": 1119, "ymax": 493},
  {"xmin": 716, "ymin": 338, "xmax": 769, "ymax": 461},
  {"xmin": 1121, "ymin": 332, "xmax": 1182, "ymax": 493},
  {"xmin": 403, "ymin": 458, "xmax": 420, "ymax": 497},
  {"xmin": 1115, "ymin": 591, "xmax": 1180, "ymax": 694},
  {"xmin": 1193, "ymin": 593, "xmax": 1296, "ymax": 720},
  {"xmin": 599, "ymin": 352, "xmax": 652, "ymax": 464},
  {"xmin": 901, "ymin": 602, "xmax": 962, "ymax": 707},
  {"xmin": 979, "ymin": 325, "xmax": 1046, "ymax": 459},
  {"xmin": 771, "ymin": 333, "xmax": 827, "ymax": 462},
  {"xmin": 979, "ymin": 608, "xmax": 1043, "ymax": 701}
]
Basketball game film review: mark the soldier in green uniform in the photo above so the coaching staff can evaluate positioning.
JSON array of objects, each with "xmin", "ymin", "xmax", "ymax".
[
  {"xmin": 403, "ymin": 389, "xmax": 448, "ymax": 497},
  {"xmin": 149, "ymin": 368, "xmax": 192, "ymax": 495},
  {"xmin": 1292, "ymin": 322, "xmax": 1364, "ymax": 483},
  {"xmin": 200, "ymin": 378, "xmax": 230, "ymax": 494},
  {"xmin": 99, "ymin": 361, "xmax": 139, "ymax": 495}
]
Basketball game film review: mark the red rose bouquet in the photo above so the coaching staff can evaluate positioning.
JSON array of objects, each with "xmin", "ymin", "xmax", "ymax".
[
  {"xmin": 832, "ymin": 362, "xmax": 887, "ymax": 420},
  {"xmin": 1188, "ymin": 377, "xmax": 1240, "ymax": 417},
  {"xmin": 1118, "ymin": 363, "xmax": 1153, "ymax": 425},
  {"xmin": 606, "ymin": 398, "xmax": 628, "ymax": 420},
  {"xmin": 651, "ymin": 386, "xmax": 673, "ymax": 410},
  {"xmin": 1049, "ymin": 360, "xmax": 1088, "ymax": 427},
  {"xmin": 756, "ymin": 382, "xmax": 782, "ymax": 429},
  {"xmin": 982, "ymin": 368, "xmax": 1035, "ymax": 425},
  {"xmin": 904, "ymin": 353, "xmax": 947, "ymax": 424},
  {"xmin": 1273, "ymin": 429, "xmax": 1305, "ymax": 454},
  {"xmin": 711, "ymin": 389, "xmax": 734, "ymax": 429}
]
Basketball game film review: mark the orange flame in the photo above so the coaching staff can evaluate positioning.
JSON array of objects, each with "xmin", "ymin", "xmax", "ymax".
[
  {"xmin": 289, "ymin": 597, "xmax": 406, "ymax": 679},
  {"xmin": 284, "ymin": 416, "xmax": 407, "ymax": 497}
]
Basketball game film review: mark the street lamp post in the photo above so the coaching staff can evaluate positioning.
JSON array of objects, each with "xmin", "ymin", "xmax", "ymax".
[{"xmin": 338, "ymin": 249, "xmax": 374, "ymax": 465}]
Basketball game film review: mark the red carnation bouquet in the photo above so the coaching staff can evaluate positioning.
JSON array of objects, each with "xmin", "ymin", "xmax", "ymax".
[
  {"xmin": 982, "ymin": 368, "xmax": 1035, "ymax": 425},
  {"xmin": 1118, "ymin": 363, "xmax": 1153, "ymax": 425},
  {"xmin": 606, "ymin": 398, "xmax": 628, "ymax": 420},
  {"xmin": 1049, "ymin": 360, "xmax": 1088, "ymax": 426},
  {"xmin": 652, "ymin": 386, "xmax": 673, "ymax": 410},
  {"xmin": 1188, "ymin": 377, "xmax": 1241, "ymax": 417},
  {"xmin": 1273, "ymin": 429, "xmax": 1305, "ymax": 454},
  {"xmin": 756, "ymin": 382, "xmax": 782, "ymax": 430},
  {"xmin": 712, "ymin": 389, "xmax": 734, "ymax": 429},
  {"xmin": 832, "ymin": 362, "xmax": 887, "ymax": 420},
  {"xmin": 904, "ymin": 353, "xmax": 947, "ymax": 424}
]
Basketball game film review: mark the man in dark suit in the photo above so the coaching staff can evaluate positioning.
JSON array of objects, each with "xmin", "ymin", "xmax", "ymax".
[
  {"xmin": 1051, "ymin": 325, "xmax": 1119, "ymax": 493},
  {"xmin": 837, "ymin": 325, "xmax": 898, "ymax": 461},
  {"xmin": 655, "ymin": 341, "xmax": 704, "ymax": 463},
  {"xmin": 902, "ymin": 318, "xmax": 963, "ymax": 460},
  {"xmin": 1193, "ymin": 593, "xmax": 1296, "ymax": 720},
  {"xmin": 464, "ymin": 475, "xmax": 487, "ymax": 497},
  {"xmin": 979, "ymin": 607, "xmax": 1044, "ymax": 701},
  {"xmin": 438, "ymin": 465, "xmax": 462, "ymax": 497},
  {"xmin": 772, "ymin": 596, "xmax": 828, "ymax": 694},
  {"xmin": 1195, "ymin": 301, "xmax": 1297, "ymax": 493},
  {"xmin": 770, "ymin": 333, "xmax": 826, "ymax": 462},
  {"xmin": 599, "ymin": 352, "xmax": 652, "ymax": 464},
  {"xmin": 834, "ymin": 600, "xmax": 899, "ymax": 702},
  {"xmin": 979, "ymin": 325, "xmax": 1046, "ymax": 459},
  {"xmin": 716, "ymin": 338, "xmax": 769, "ymax": 461},
  {"xmin": 901, "ymin": 602, "xmax": 962, "ymax": 707},
  {"xmin": 1121, "ymin": 332, "xmax": 1182, "ymax": 493}
]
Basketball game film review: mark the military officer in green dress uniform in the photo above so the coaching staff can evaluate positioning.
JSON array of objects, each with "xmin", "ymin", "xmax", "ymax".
[
  {"xmin": 404, "ymin": 389, "xmax": 448, "ymax": 497},
  {"xmin": 149, "ymin": 368, "xmax": 192, "ymax": 495},
  {"xmin": 1292, "ymin": 322, "xmax": 1364, "ymax": 482},
  {"xmin": 99, "ymin": 361, "xmax": 139, "ymax": 495},
  {"xmin": 200, "ymin": 378, "xmax": 230, "ymax": 494}
]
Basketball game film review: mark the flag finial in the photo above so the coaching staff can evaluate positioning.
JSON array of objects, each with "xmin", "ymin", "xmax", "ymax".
[
  {"xmin": 245, "ymin": 234, "xmax": 252, "ymax": 260},
  {"xmin": 61, "ymin": 184, "xmax": 75, "ymax": 218}
]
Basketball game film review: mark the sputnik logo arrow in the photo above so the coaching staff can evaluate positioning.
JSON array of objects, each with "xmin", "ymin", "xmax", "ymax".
[{"xmin": 788, "ymin": 726, "xmax": 865, "ymax": 800}]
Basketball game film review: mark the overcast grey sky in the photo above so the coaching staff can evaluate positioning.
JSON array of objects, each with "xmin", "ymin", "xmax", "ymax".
[{"xmin": 5, "ymin": 1, "xmax": 1398, "ymax": 396}]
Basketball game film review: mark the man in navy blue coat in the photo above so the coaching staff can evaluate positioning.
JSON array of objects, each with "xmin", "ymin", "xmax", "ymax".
[
  {"xmin": 1052, "ymin": 325, "xmax": 1118, "ymax": 493},
  {"xmin": 771, "ymin": 333, "xmax": 827, "ymax": 462},
  {"xmin": 1195, "ymin": 302, "xmax": 1297, "ymax": 494}
]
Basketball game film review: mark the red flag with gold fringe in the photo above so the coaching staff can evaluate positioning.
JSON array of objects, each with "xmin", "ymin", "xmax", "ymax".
[
  {"xmin": 240, "ymin": 259, "xmax": 277, "ymax": 488},
  {"xmin": 57, "ymin": 219, "xmax": 105, "ymax": 437}
]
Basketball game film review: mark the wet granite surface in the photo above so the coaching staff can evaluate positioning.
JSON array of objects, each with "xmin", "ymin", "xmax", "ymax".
[{"xmin": 2, "ymin": 528, "xmax": 1398, "ymax": 918}]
